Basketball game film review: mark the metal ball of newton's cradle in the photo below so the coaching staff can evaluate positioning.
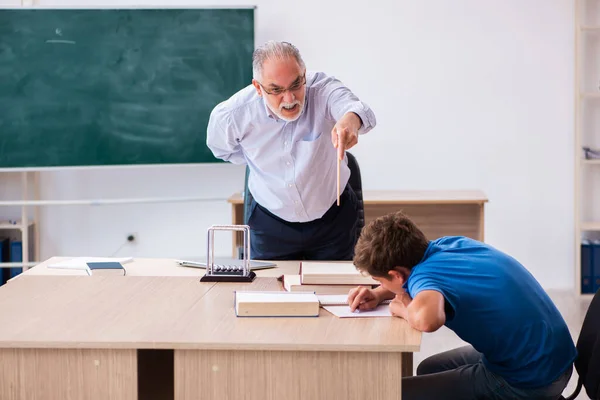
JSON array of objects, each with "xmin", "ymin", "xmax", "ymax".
[{"xmin": 200, "ymin": 224, "xmax": 256, "ymax": 283}]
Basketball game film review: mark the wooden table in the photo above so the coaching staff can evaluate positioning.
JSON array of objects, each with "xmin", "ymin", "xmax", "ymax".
[
  {"xmin": 0, "ymin": 258, "xmax": 422, "ymax": 400},
  {"xmin": 228, "ymin": 190, "xmax": 488, "ymax": 256},
  {"xmin": 18, "ymin": 257, "xmax": 299, "ymax": 278}
]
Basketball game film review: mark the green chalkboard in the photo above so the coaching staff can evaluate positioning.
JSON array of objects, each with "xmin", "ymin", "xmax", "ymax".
[{"xmin": 0, "ymin": 8, "xmax": 254, "ymax": 169}]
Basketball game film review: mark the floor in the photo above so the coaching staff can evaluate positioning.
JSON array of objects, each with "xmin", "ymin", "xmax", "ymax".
[{"xmin": 411, "ymin": 289, "xmax": 593, "ymax": 399}]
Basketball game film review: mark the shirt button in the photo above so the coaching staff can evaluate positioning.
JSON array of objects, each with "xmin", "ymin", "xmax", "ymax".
[
  {"xmin": 288, "ymin": 183, "xmax": 292, "ymax": 188},
  {"xmin": 286, "ymin": 161, "xmax": 291, "ymax": 166},
  {"xmin": 294, "ymin": 200, "xmax": 298, "ymax": 204}
]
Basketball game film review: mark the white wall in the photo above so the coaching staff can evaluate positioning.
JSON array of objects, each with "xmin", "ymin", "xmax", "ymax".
[{"xmin": 0, "ymin": 0, "xmax": 575, "ymax": 289}]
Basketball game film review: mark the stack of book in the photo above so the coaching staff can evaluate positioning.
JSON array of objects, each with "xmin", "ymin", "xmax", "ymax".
[
  {"xmin": 233, "ymin": 262, "xmax": 380, "ymax": 318},
  {"xmin": 281, "ymin": 261, "xmax": 378, "ymax": 295}
]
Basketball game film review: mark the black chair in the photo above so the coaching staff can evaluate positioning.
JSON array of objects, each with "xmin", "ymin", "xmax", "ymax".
[
  {"xmin": 346, "ymin": 152, "xmax": 365, "ymax": 242},
  {"xmin": 243, "ymin": 166, "xmax": 253, "ymax": 225},
  {"xmin": 561, "ymin": 287, "xmax": 600, "ymax": 400}
]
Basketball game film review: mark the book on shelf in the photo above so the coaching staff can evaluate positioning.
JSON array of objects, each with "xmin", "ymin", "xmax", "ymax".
[
  {"xmin": 9, "ymin": 241, "xmax": 22, "ymax": 279},
  {"xmin": 0, "ymin": 237, "xmax": 9, "ymax": 285},
  {"xmin": 583, "ymin": 146, "xmax": 600, "ymax": 160},
  {"xmin": 0, "ymin": 239, "xmax": 25, "ymax": 284},
  {"xmin": 581, "ymin": 239, "xmax": 600, "ymax": 294},
  {"xmin": 234, "ymin": 291, "xmax": 320, "ymax": 317},
  {"xmin": 282, "ymin": 274, "xmax": 373, "ymax": 295},
  {"xmin": 582, "ymin": 239, "xmax": 593, "ymax": 294},
  {"xmin": 300, "ymin": 261, "xmax": 379, "ymax": 286}
]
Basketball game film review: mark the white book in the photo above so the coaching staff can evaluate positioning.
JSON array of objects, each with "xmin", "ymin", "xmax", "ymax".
[
  {"xmin": 300, "ymin": 261, "xmax": 378, "ymax": 286},
  {"xmin": 234, "ymin": 291, "xmax": 319, "ymax": 317},
  {"xmin": 48, "ymin": 257, "xmax": 133, "ymax": 274}
]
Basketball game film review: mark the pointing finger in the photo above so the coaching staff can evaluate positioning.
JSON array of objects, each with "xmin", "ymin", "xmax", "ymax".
[{"xmin": 331, "ymin": 127, "xmax": 339, "ymax": 148}]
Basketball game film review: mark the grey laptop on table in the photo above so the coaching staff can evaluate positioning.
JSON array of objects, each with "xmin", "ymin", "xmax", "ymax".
[{"xmin": 175, "ymin": 257, "xmax": 276, "ymax": 270}]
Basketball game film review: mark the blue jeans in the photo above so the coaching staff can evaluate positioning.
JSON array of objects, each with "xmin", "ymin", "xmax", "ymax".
[
  {"xmin": 404, "ymin": 345, "xmax": 573, "ymax": 400},
  {"xmin": 247, "ymin": 185, "xmax": 359, "ymax": 260}
]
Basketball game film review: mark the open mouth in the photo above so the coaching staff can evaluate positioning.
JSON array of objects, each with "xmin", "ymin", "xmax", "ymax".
[{"xmin": 281, "ymin": 104, "xmax": 299, "ymax": 113}]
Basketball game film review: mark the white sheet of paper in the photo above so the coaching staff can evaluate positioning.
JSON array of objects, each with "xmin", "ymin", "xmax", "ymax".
[
  {"xmin": 48, "ymin": 257, "xmax": 133, "ymax": 270},
  {"xmin": 323, "ymin": 304, "xmax": 392, "ymax": 318},
  {"xmin": 317, "ymin": 294, "xmax": 392, "ymax": 306}
]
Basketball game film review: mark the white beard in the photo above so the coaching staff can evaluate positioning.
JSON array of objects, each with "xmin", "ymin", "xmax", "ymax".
[{"xmin": 266, "ymin": 99, "xmax": 304, "ymax": 122}]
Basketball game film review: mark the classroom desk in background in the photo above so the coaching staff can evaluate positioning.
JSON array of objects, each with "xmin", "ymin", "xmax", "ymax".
[
  {"xmin": 0, "ymin": 257, "xmax": 421, "ymax": 400},
  {"xmin": 228, "ymin": 190, "xmax": 489, "ymax": 257}
]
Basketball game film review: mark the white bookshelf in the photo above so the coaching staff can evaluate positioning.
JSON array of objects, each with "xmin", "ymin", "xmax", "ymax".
[
  {"xmin": 0, "ymin": 220, "xmax": 33, "ymax": 230},
  {"xmin": 0, "ymin": 172, "xmax": 40, "ymax": 272},
  {"xmin": 575, "ymin": 0, "xmax": 600, "ymax": 296},
  {"xmin": 581, "ymin": 92, "xmax": 600, "ymax": 98}
]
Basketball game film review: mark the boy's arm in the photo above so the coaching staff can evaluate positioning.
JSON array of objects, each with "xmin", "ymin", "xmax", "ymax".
[{"xmin": 391, "ymin": 290, "xmax": 446, "ymax": 333}]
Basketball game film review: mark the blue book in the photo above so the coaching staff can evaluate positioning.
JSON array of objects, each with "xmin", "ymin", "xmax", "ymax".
[
  {"xmin": 585, "ymin": 240, "xmax": 600, "ymax": 293},
  {"xmin": 0, "ymin": 238, "xmax": 9, "ymax": 285},
  {"xmin": 86, "ymin": 262, "xmax": 126, "ymax": 276},
  {"xmin": 9, "ymin": 241, "xmax": 22, "ymax": 279},
  {"xmin": 582, "ymin": 239, "xmax": 594, "ymax": 294}
]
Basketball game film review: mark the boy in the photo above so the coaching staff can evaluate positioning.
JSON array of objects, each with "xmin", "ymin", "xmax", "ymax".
[{"xmin": 348, "ymin": 211, "xmax": 576, "ymax": 400}]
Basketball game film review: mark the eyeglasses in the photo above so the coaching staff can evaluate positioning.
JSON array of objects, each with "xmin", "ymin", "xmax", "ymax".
[{"xmin": 257, "ymin": 74, "xmax": 306, "ymax": 96}]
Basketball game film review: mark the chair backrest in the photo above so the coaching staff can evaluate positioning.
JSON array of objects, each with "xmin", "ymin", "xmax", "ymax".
[
  {"xmin": 243, "ymin": 166, "xmax": 253, "ymax": 225},
  {"xmin": 237, "ymin": 167, "xmax": 254, "ymax": 259},
  {"xmin": 243, "ymin": 152, "xmax": 365, "ymax": 241},
  {"xmin": 346, "ymin": 152, "xmax": 365, "ymax": 242},
  {"xmin": 562, "ymin": 287, "xmax": 600, "ymax": 400}
]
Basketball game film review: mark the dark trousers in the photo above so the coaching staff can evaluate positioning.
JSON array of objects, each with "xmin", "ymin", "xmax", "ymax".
[
  {"xmin": 403, "ymin": 345, "xmax": 573, "ymax": 400},
  {"xmin": 247, "ymin": 185, "xmax": 359, "ymax": 261}
]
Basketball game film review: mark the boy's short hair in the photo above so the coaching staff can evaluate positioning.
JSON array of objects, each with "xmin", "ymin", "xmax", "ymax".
[{"xmin": 353, "ymin": 211, "xmax": 430, "ymax": 278}]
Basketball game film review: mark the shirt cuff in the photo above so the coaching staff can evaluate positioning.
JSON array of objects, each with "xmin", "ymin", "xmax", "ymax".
[{"xmin": 341, "ymin": 102, "xmax": 376, "ymax": 135}]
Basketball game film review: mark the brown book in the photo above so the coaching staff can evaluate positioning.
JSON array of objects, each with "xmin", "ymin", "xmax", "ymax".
[
  {"xmin": 282, "ymin": 275, "xmax": 372, "ymax": 295},
  {"xmin": 300, "ymin": 261, "xmax": 378, "ymax": 286}
]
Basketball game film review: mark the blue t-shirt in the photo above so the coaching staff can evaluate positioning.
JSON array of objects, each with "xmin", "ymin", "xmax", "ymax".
[{"xmin": 404, "ymin": 236, "xmax": 577, "ymax": 388}]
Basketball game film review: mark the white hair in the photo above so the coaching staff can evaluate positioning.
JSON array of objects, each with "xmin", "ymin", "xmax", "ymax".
[{"xmin": 252, "ymin": 41, "xmax": 306, "ymax": 81}]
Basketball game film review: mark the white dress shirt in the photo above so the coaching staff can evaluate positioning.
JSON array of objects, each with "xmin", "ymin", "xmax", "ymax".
[{"xmin": 206, "ymin": 71, "xmax": 376, "ymax": 223}]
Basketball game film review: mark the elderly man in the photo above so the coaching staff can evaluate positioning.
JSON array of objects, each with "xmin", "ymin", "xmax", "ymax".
[{"xmin": 206, "ymin": 40, "xmax": 376, "ymax": 260}]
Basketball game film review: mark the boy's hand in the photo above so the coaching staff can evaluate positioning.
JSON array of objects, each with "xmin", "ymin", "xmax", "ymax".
[
  {"xmin": 389, "ymin": 292, "xmax": 411, "ymax": 320},
  {"xmin": 348, "ymin": 287, "xmax": 381, "ymax": 312}
]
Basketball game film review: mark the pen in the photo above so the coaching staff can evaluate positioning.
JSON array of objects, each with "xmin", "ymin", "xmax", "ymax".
[{"xmin": 351, "ymin": 300, "xmax": 364, "ymax": 313}]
